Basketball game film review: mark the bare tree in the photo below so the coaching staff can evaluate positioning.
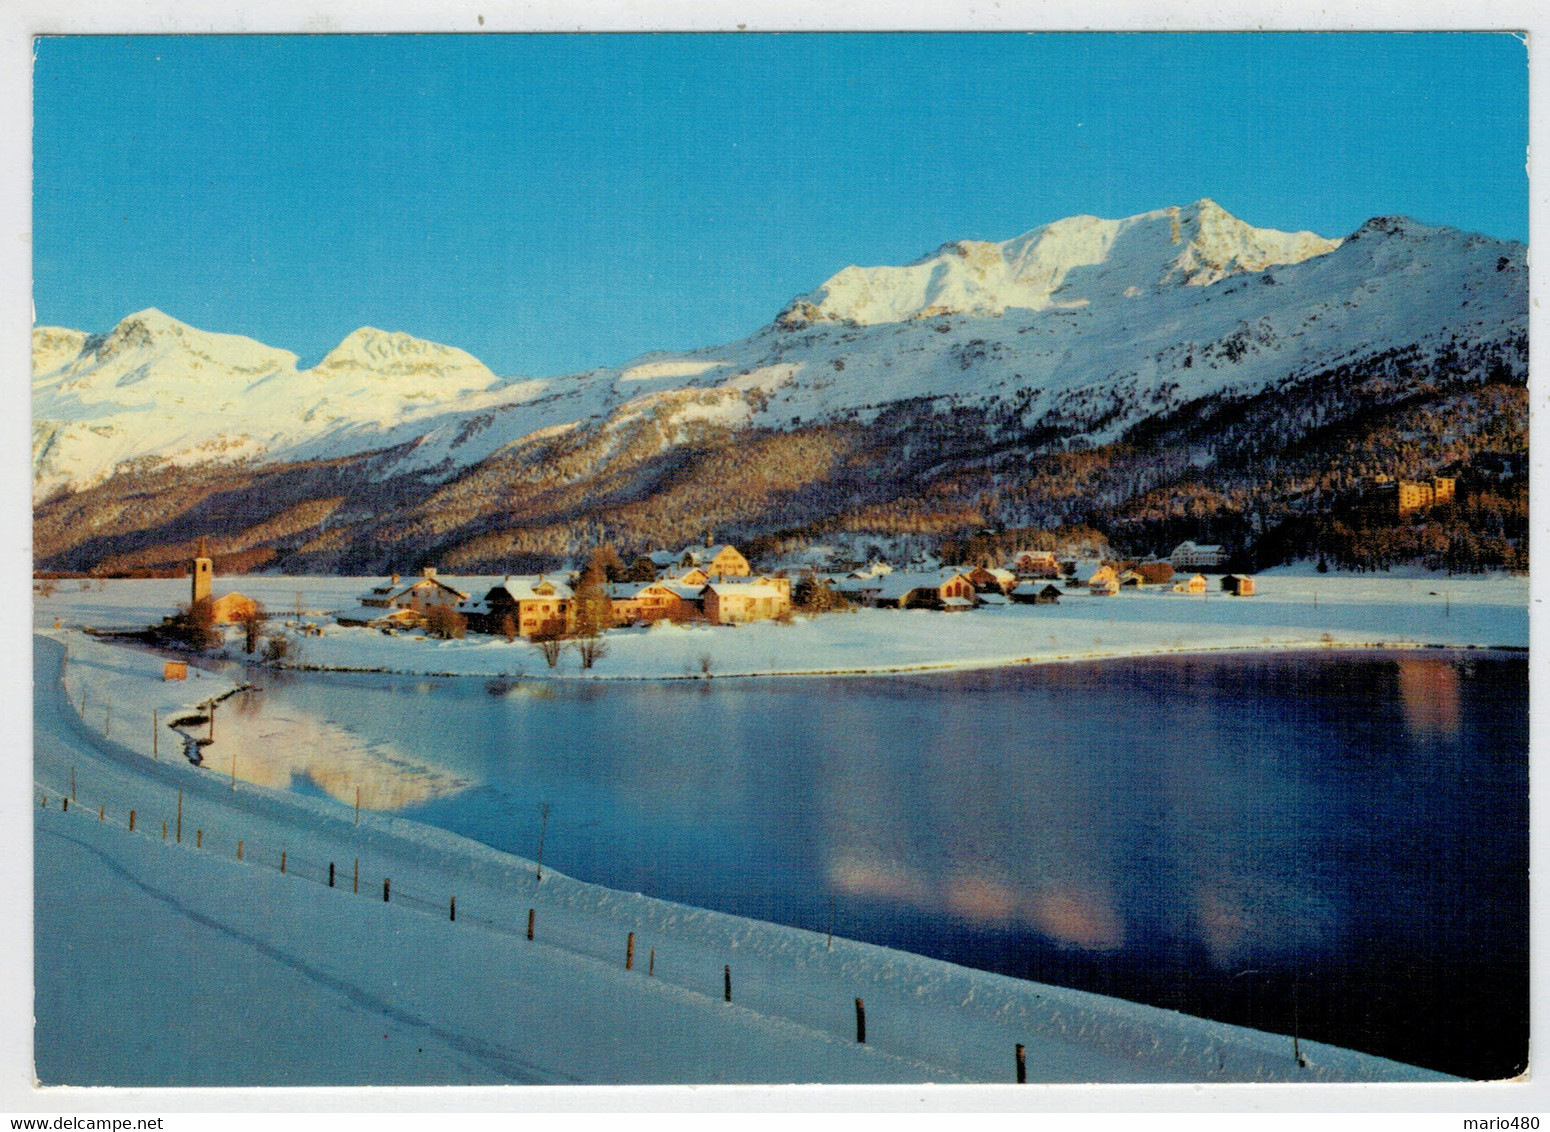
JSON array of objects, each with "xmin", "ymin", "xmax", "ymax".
[
  {"xmin": 576, "ymin": 635, "xmax": 609, "ymax": 669},
  {"xmin": 164, "ymin": 597, "xmax": 219, "ymax": 651},
  {"xmin": 533, "ymin": 630, "xmax": 565, "ymax": 669},
  {"xmin": 424, "ymin": 604, "xmax": 467, "ymax": 639},
  {"xmin": 233, "ymin": 601, "xmax": 267, "ymax": 654}
]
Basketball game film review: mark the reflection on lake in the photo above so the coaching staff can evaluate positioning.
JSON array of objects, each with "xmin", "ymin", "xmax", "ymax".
[
  {"xmin": 232, "ymin": 650, "xmax": 1527, "ymax": 1079},
  {"xmin": 199, "ymin": 686, "xmax": 467, "ymax": 808}
]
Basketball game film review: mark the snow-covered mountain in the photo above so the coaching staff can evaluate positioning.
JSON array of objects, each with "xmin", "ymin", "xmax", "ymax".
[
  {"xmin": 32, "ymin": 311, "xmax": 506, "ymax": 498},
  {"xmin": 33, "ymin": 200, "xmax": 1527, "ymax": 574},
  {"xmin": 777, "ymin": 198, "xmax": 1341, "ymax": 327}
]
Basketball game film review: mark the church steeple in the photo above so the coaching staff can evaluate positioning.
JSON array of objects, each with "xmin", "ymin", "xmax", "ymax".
[{"xmin": 192, "ymin": 537, "xmax": 212, "ymax": 604}]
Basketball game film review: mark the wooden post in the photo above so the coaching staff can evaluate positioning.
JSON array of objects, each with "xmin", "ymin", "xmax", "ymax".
[
  {"xmin": 450, "ymin": 895, "xmax": 456, "ymax": 922},
  {"xmin": 354, "ymin": 857, "xmax": 359, "ymax": 894},
  {"xmin": 161, "ymin": 820, "xmax": 166, "ymax": 841},
  {"xmin": 197, "ymin": 829, "xmax": 203, "ymax": 849},
  {"xmin": 98, "ymin": 804, "xmax": 104, "ymax": 821},
  {"xmin": 280, "ymin": 851, "xmax": 287, "ymax": 874},
  {"xmin": 128, "ymin": 809, "xmax": 135, "ymax": 831},
  {"xmin": 724, "ymin": 965, "xmax": 732, "ymax": 1003},
  {"xmin": 855, "ymin": 997, "xmax": 866, "ymax": 1043},
  {"xmin": 626, "ymin": 932, "xmax": 635, "ymax": 970},
  {"xmin": 153, "ymin": 710, "xmax": 158, "ymax": 759},
  {"xmin": 383, "ymin": 877, "xmax": 390, "ymax": 902},
  {"xmin": 237, "ymin": 839, "xmax": 243, "ymax": 861},
  {"xmin": 329, "ymin": 862, "xmax": 335, "ymax": 888},
  {"xmin": 62, "ymin": 797, "xmax": 67, "ymax": 812},
  {"xmin": 39, "ymin": 795, "xmax": 45, "ymax": 808},
  {"xmin": 81, "ymin": 688, "xmax": 86, "ymax": 714},
  {"xmin": 649, "ymin": 946, "xmax": 655, "ymax": 977},
  {"xmin": 1016, "ymin": 1043, "xmax": 1027, "ymax": 1084},
  {"xmin": 176, "ymin": 789, "xmax": 182, "ymax": 843},
  {"xmin": 527, "ymin": 908, "xmax": 535, "ymax": 940}
]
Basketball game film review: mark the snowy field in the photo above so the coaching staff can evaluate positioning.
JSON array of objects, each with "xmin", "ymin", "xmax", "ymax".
[
  {"xmin": 31, "ymin": 569, "xmax": 1529, "ymax": 682},
  {"xmin": 30, "ymin": 623, "xmax": 1465, "ymax": 1088}
]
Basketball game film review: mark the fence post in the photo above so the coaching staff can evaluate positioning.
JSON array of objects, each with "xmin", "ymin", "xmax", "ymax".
[
  {"xmin": 855, "ymin": 997, "xmax": 866, "ymax": 1043},
  {"xmin": 354, "ymin": 857, "xmax": 359, "ymax": 894},
  {"xmin": 98, "ymin": 804, "xmax": 104, "ymax": 821},
  {"xmin": 626, "ymin": 932, "xmax": 635, "ymax": 971},
  {"xmin": 383, "ymin": 878, "xmax": 390, "ymax": 903},
  {"xmin": 1016, "ymin": 1043, "xmax": 1027, "ymax": 1084},
  {"xmin": 62, "ymin": 797, "xmax": 68, "ymax": 812},
  {"xmin": 129, "ymin": 809, "xmax": 135, "ymax": 831},
  {"xmin": 450, "ymin": 895, "xmax": 456, "ymax": 922},
  {"xmin": 649, "ymin": 946, "xmax": 655, "ymax": 977},
  {"xmin": 281, "ymin": 851, "xmax": 287, "ymax": 874},
  {"xmin": 237, "ymin": 839, "xmax": 243, "ymax": 861},
  {"xmin": 329, "ymin": 862, "xmax": 335, "ymax": 888},
  {"xmin": 197, "ymin": 829, "xmax": 203, "ymax": 849},
  {"xmin": 724, "ymin": 965, "xmax": 732, "ymax": 1003},
  {"xmin": 161, "ymin": 820, "xmax": 167, "ymax": 841},
  {"xmin": 527, "ymin": 908, "xmax": 535, "ymax": 940},
  {"xmin": 39, "ymin": 796, "xmax": 45, "ymax": 808}
]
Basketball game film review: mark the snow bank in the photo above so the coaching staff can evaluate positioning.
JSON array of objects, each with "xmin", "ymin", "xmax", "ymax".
[{"xmin": 31, "ymin": 634, "xmax": 1452, "ymax": 1085}]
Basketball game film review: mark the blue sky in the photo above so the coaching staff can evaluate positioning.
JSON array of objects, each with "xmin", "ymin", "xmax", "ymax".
[{"xmin": 33, "ymin": 33, "xmax": 1528, "ymax": 378}]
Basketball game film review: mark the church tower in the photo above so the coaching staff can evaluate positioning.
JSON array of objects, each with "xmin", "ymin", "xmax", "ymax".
[{"xmin": 192, "ymin": 537, "xmax": 212, "ymax": 604}]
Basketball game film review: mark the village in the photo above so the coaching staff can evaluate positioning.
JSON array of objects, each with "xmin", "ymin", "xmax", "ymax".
[{"xmin": 169, "ymin": 537, "xmax": 1257, "ymax": 663}]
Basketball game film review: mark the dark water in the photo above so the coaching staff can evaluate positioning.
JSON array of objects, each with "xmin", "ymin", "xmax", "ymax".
[{"xmin": 242, "ymin": 651, "xmax": 1528, "ymax": 1079}]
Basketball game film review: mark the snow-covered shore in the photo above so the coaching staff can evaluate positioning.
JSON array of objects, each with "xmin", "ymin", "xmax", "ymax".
[
  {"xmin": 31, "ymin": 630, "xmax": 1456, "ymax": 1086},
  {"xmin": 32, "ymin": 571, "xmax": 1529, "ymax": 683}
]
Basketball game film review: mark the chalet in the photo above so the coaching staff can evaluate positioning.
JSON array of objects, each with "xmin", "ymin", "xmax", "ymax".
[
  {"xmin": 1221, "ymin": 574, "xmax": 1257, "ymax": 597},
  {"xmin": 340, "ymin": 567, "xmax": 469, "ymax": 628},
  {"xmin": 872, "ymin": 570, "xmax": 979, "ymax": 610},
  {"xmin": 962, "ymin": 565, "xmax": 1017, "ymax": 593},
  {"xmin": 1172, "ymin": 573, "xmax": 1209, "ymax": 594},
  {"xmin": 1116, "ymin": 569, "xmax": 1146, "ymax": 589},
  {"xmin": 1170, "ymin": 541, "xmax": 1227, "ymax": 569},
  {"xmin": 460, "ymin": 576, "xmax": 574, "ymax": 639},
  {"xmin": 1010, "ymin": 581, "xmax": 1062, "ymax": 605},
  {"xmin": 677, "ymin": 544, "xmax": 752, "ymax": 577},
  {"xmin": 702, "ymin": 581, "xmax": 791, "ymax": 624},
  {"xmin": 606, "ymin": 580, "xmax": 696, "ymax": 626},
  {"xmin": 1085, "ymin": 564, "xmax": 1119, "ymax": 595},
  {"xmin": 1010, "ymin": 551, "xmax": 1060, "ymax": 578},
  {"xmin": 831, "ymin": 575, "xmax": 884, "ymax": 606}
]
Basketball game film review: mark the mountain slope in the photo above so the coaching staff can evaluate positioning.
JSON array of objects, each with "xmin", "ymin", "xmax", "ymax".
[{"xmin": 33, "ymin": 201, "xmax": 1528, "ymax": 575}]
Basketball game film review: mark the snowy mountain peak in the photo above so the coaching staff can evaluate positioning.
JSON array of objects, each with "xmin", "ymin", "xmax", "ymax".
[
  {"xmin": 778, "ymin": 200, "xmax": 1342, "ymax": 327},
  {"xmin": 314, "ymin": 327, "xmax": 497, "ymax": 383}
]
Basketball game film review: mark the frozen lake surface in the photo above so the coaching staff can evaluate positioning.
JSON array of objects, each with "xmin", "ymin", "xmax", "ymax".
[{"xmin": 219, "ymin": 648, "xmax": 1528, "ymax": 1080}]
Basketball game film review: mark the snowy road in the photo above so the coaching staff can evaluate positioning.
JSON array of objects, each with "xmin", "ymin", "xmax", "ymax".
[{"xmin": 31, "ymin": 634, "xmax": 1454, "ymax": 1086}]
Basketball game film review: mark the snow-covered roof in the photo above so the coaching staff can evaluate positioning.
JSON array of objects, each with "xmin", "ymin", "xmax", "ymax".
[{"xmin": 485, "ymin": 576, "xmax": 574, "ymax": 603}]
